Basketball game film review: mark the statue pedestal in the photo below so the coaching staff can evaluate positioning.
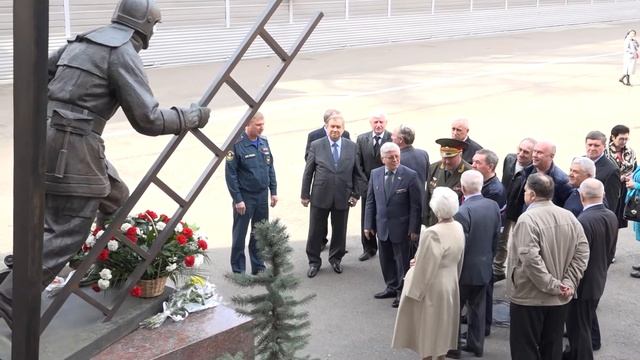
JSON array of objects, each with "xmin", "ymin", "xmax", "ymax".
[{"xmin": 93, "ymin": 305, "xmax": 254, "ymax": 360}]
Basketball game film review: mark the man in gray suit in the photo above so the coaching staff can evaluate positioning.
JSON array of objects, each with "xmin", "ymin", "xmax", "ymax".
[
  {"xmin": 302, "ymin": 114, "xmax": 365, "ymax": 278},
  {"xmin": 356, "ymin": 111, "xmax": 392, "ymax": 261},
  {"xmin": 364, "ymin": 142, "xmax": 422, "ymax": 308},
  {"xmin": 451, "ymin": 170, "xmax": 501, "ymax": 358}
]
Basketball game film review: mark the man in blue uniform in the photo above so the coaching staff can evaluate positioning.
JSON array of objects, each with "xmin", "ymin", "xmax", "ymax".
[{"xmin": 225, "ymin": 112, "xmax": 277, "ymax": 274}]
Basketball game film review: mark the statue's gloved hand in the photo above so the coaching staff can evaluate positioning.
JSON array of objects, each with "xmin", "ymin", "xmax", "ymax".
[{"xmin": 183, "ymin": 103, "xmax": 211, "ymax": 130}]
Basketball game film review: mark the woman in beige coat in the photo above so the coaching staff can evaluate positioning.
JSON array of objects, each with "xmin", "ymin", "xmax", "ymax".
[{"xmin": 392, "ymin": 187, "xmax": 465, "ymax": 360}]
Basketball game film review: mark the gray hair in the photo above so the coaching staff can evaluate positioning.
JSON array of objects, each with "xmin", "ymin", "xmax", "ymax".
[
  {"xmin": 475, "ymin": 149, "xmax": 499, "ymax": 171},
  {"xmin": 327, "ymin": 113, "xmax": 344, "ymax": 125},
  {"xmin": 526, "ymin": 173, "xmax": 555, "ymax": 199},
  {"xmin": 323, "ymin": 109, "xmax": 340, "ymax": 123},
  {"xmin": 571, "ymin": 157, "xmax": 596, "ymax": 178},
  {"xmin": 370, "ymin": 110, "xmax": 387, "ymax": 121},
  {"xmin": 430, "ymin": 187, "xmax": 459, "ymax": 220},
  {"xmin": 396, "ymin": 125, "xmax": 416, "ymax": 145},
  {"xmin": 461, "ymin": 170, "xmax": 483, "ymax": 194},
  {"xmin": 380, "ymin": 141, "xmax": 400, "ymax": 156},
  {"xmin": 585, "ymin": 130, "xmax": 607, "ymax": 145},
  {"xmin": 452, "ymin": 118, "xmax": 469, "ymax": 129},
  {"xmin": 579, "ymin": 178, "xmax": 604, "ymax": 199}
]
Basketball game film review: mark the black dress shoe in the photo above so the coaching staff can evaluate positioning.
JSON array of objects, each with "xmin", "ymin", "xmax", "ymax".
[
  {"xmin": 631, "ymin": 270, "xmax": 640, "ymax": 278},
  {"xmin": 492, "ymin": 272, "xmax": 505, "ymax": 283},
  {"xmin": 391, "ymin": 296, "xmax": 400, "ymax": 308},
  {"xmin": 358, "ymin": 251, "xmax": 375, "ymax": 261},
  {"xmin": 374, "ymin": 289, "xmax": 397, "ymax": 299},
  {"xmin": 461, "ymin": 345, "xmax": 483, "ymax": 357},
  {"xmin": 307, "ymin": 266, "xmax": 319, "ymax": 278},
  {"xmin": 632, "ymin": 264, "xmax": 640, "ymax": 271},
  {"xmin": 330, "ymin": 261, "xmax": 343, "ymax": 274},
  {"xmin": 445, "ymin": 349, "xmax": 461, "ymax": 359}
]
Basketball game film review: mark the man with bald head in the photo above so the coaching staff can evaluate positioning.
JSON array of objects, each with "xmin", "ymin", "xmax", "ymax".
[
  {"xmin": 564, "ymin": 157, "xmax": 596, "ymax": 217},
  {"xmin": 451, "ymin": 118, "xmax": 483, "ymax": 164},
  {"xmin": 565, "ymin": 179, "xmax": 618, "ymax": 360},
  {"xmin": 356, "ymin": 111, "xmax": 392, "ymax": 261}
]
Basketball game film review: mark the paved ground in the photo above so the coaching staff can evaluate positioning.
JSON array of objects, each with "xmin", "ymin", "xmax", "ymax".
[{"xmin": 1, "ymin": 20, "xmax": 640, "ymax": 359}]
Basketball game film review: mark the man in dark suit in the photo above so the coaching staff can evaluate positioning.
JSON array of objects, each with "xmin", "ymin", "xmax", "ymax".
[
  {"xmin": 304, "ymin": 108, "xmax": 351, "ymax": 161},
  {"xmin": 451, "ymin": 118, "xmax": 483, "ymax": 164},
  {"xmin": 565, "ymin": 179, "xmax": 618, "ymax": 359},
  {"xmin": 304, "ymin": 109, "xmax": 351, "ymax": 251},
  {"xmin": 301, "ymin": 114, "xmax": 365, "ymax": 278},
  {"xmin": 495, "ymin": 138, "xmax": 536, "ymax": 281},
  {"xmin": 564, "ymin": 157, "xmax": 596, "ymax": 217},
  {"xmin": 424, "ymin": 138, "xmax": 472, "ymax": 226},
  {"xmin": 356, "ymin": 112, "xmax": 392, "ymax": 261},
  {"xmin": 585, "ymin": 131, "xmax": 621, "ymax": 214},
  {"xmin": 451, "ymin": 170, "xmax": 501, "ymax": 358},
  {"xmin": 364, "ymin": 142, "xmax": 422, "ymax": 308}
]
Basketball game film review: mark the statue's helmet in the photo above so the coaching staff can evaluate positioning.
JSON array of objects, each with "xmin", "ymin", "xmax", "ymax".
[{"xmin": 111, "ymin": 0, "xmax": 161, "ymax": 49}]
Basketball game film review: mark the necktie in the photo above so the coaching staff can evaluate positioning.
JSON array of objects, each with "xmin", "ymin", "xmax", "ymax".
[
  {"xmin": 373, "ymin": 135, "xmax": 381, "ymax": 160},
  {"xmin": 385, "ymin": 170, "xmax": 394, "ymax": 200},
  {"xmin": 332, "ymin": 142, "xmax": 339, "ymax": 168}
]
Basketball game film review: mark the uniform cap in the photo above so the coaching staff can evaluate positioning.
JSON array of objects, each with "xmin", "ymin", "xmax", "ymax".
[{"xmin": 435, "ymin": 138, "xmax": 467, "ymax": 158}]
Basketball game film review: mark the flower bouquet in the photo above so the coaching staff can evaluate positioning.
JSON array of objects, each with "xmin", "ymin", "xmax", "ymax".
[{"xmin": 75, "ymin": 210, "xmax": 209, "ymax": 297}]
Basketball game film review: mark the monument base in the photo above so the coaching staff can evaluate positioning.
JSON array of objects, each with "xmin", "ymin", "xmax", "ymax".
[
  {"xmin": 93, "ymin": 305, "xmax": 254, "ymax": 360},
  {"xmin": 0, "ymin": 286, "xmax": 171, "ymax": 359}
]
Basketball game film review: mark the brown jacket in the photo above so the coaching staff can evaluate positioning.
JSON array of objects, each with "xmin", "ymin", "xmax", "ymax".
[{"xmin": 507, "ymin": 201, "xmax": 589, "ymax": 306}]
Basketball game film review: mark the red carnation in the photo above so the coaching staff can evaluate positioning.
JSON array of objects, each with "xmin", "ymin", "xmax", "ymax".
[
  {"xmin": 137, "ymin": 212, "xmax": 147, "ymax": 220},
  {"xmin": 92, "ymin": 226, "xmax": 103, "ymax": 236},
  {"xmin": 98, "ymin": 249, "xmax": 110, "ymax": 261},
  {"xmin": 159, "ymin": 214, "xmax": 170, "ymax": 223},
  {"xmin": 145, "ymin": 210, "xmax": 158, "ymax": 219},
  {"xmin": 197, "ymin": 239, "xmax": 208, "ymax": 250},
  {"xmin": 92, "ymin": 284, "xmax": 101, "ymax": 292},
  {"xmin": 126, "ymin": 226, "xmax": 138, "ymax": 243},
  {"xmin": 176, "ymin": 234, "xmax": 187, "ymax": 245},
  {"xmin": 182, "ymin": 227, "xmax": 193, "ymax": 238},
  {"xmin": 184, "ymin": 255, "xmax": 195, "ymax": 267},
  {"xmin": 82, "ymin": 244, "xmax": 91, "ymax": 253},
  {"xmin": 130, "ymin": 286, "xmax": 142, "ymax": 297}
]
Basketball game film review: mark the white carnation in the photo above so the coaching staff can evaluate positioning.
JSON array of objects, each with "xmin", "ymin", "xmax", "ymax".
[
  {"xmin": 107, "ymin": 240, "xmax": 119, "ymax": 251},
  {"xmin": 120, "ymin": 223, "xmax": 132, "ymax": 232},
  {"xmin": 188, "ymin": 242, "xmax": 198, "ymax": 251},
  {"xmin": 95, "ymin": 230, "xmax": 105, "ymax": 239},
  {"xmin": 85, "ymin": 235, "xmax": 96, "ymax": 248},
  {"xmin": 156, "ymin": 222, "xmax": 166, "ymax": 231},
  {"xmin": 193, "ymin": 254, "xmax": 204, "ymax": 268},
  {"xmin": 97, "ymin": 279, "xmax": 110, "ymax": 290},
  {"xmin": 99, "ymin": 268, "xmax": 112, "ymax": 280},
  {"xmin": 195, "ymin": 231, "xmax": 207, "ymax": 241},
  {"xmin": 165, "ymin": 263, "xmax": 177, "ymax": 272},
  {"xmin": 175, "ymin": 223, "xmax": 183, "ymax": 233}
]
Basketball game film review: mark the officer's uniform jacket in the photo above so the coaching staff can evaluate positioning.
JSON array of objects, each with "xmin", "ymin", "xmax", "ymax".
[
  {"xmin": 422, "ymin": 159, "xmax": 472, "ymax": 226},
  {"xmin": 225, "ymin": 133, "xmax": 277, "ymax": 204}
]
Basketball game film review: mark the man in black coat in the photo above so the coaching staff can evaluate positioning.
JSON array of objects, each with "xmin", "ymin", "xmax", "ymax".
[
  {"xmin": 585, "ymin": 131, "xmax": 621, "ymax": 214},
  {"xmin": 564, "ymin": 157, "xmax": 596, "ymax": 217},
  {"xmin": 304, "ymin": 109, "xmax": 351, "ymax": 250},
  {"xmin": 356, "ymin": 112, "xmax": 392, "ymax": 261},
  {"xmin": 452, "ymin": 170, "xmax": 501, "ymax": 358},
  {"xmin": 451, "ymin": 118, "xmax": 483, "ymax": 164},
  {"xmin": 565, "ymin": 179, "xmax": 618, "ymax": 359}
]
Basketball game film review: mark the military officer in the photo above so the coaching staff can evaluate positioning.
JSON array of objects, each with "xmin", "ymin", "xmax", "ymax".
[
  {"xmin": 423, "ymin": 138, "xmax": 472, "ymax": 226},
  {"xmin": 225, "ymin": 112, "xmax": 277, "ymax": 274}
]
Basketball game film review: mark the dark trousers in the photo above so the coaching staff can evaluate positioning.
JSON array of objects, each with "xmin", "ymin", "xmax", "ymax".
[
  {"xmin": 0, "ymin": 194, "xmax": 100, "ymax": 322},
  {"xmin": 307, "ymin": 206, "xmax": 348, "ymax": 267},
  {"xmin": 360, "ymin": 200, "xmax": 377, "ymax": 254},
  {"xmin": 591, "ymin": 298, "xmax": 601, "ymax": 349},
  {"xmin": 566, "ymin": 298, "xmax": 597, "ymax": 360},
  {"xmin": 510, "ymin": 302, "xmax": 569, "ymax": 360},
  {"xmin": 230, "ymin": 190, "xmax": 268, "ymax": 273},
  {"xmin": 377, "ymin": 238, "xmax": 409, "ymax": 292},
  {"xmin": 485, "ymin": 281, "xmax": 494, "ymax": 333},
  {"xmin": 459, "ymin": 284, "xmax": 487, "ymax": 353}
]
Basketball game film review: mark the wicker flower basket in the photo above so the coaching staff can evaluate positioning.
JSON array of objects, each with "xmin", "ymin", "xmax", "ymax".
[{"xmin": 136, "ymin": 277, "xmax": 168, "ymax": 298}]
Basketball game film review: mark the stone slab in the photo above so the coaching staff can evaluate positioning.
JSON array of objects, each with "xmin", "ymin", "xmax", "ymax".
[
  {"xmin": 93, "ymin": 305, "xmax": 254, "ymax": 360},
  {"xmin": 0, "ymin": 286, "xmax": 171, "ymax": 359}
]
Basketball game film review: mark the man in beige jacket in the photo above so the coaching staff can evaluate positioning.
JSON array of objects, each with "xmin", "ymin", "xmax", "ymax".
[{"xmin": 507, "ymin": 173, "xmax": 590, "ymax": 360}]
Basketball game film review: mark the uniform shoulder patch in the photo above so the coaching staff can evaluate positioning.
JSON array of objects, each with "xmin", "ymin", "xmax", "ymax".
[{"xmin": 226, "ymin": 151, "xmax": 235, "ymax": 161}]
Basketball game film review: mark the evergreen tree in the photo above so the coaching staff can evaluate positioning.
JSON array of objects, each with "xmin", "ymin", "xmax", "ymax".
[{"xmin": 226, "ymin": 219, "xmax": 316, "ymax": 360}]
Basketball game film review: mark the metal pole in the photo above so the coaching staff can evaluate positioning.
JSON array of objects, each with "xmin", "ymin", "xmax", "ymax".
[
  {"xmin": 345, "ymin": 0, "xmax": 349, "ymax": 20},
  {"xmin": 225, "ymin": 0, "xmax": 231, "ymax": 28},
  {"xmin": 470, "ymin": 0, "xmax": 474, "ymax": 11},
  {"xmin": 12, "ymin": 0, "xmax": 48, "ymax": 358},
  {"xmin": 289, "ymin": 0, "xmax": 293, "ymax": 23},
  {"xmin": 63, "ymin": 0, "xmax": 71, "ymax": 38},
  {"xmin": 505, "ymin": 0, "xmax": 508, "ymax": 10},
  {"xmin": 431, "ymin": 0, "xmax": 436, "ymax": 15},
  {"xmin": 387, "ymin": 0, "xmax": 391, "ymax": 17},
  {"xmin": 536, "ymin": 0, "xmax": 540, "ymax": 7}
]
